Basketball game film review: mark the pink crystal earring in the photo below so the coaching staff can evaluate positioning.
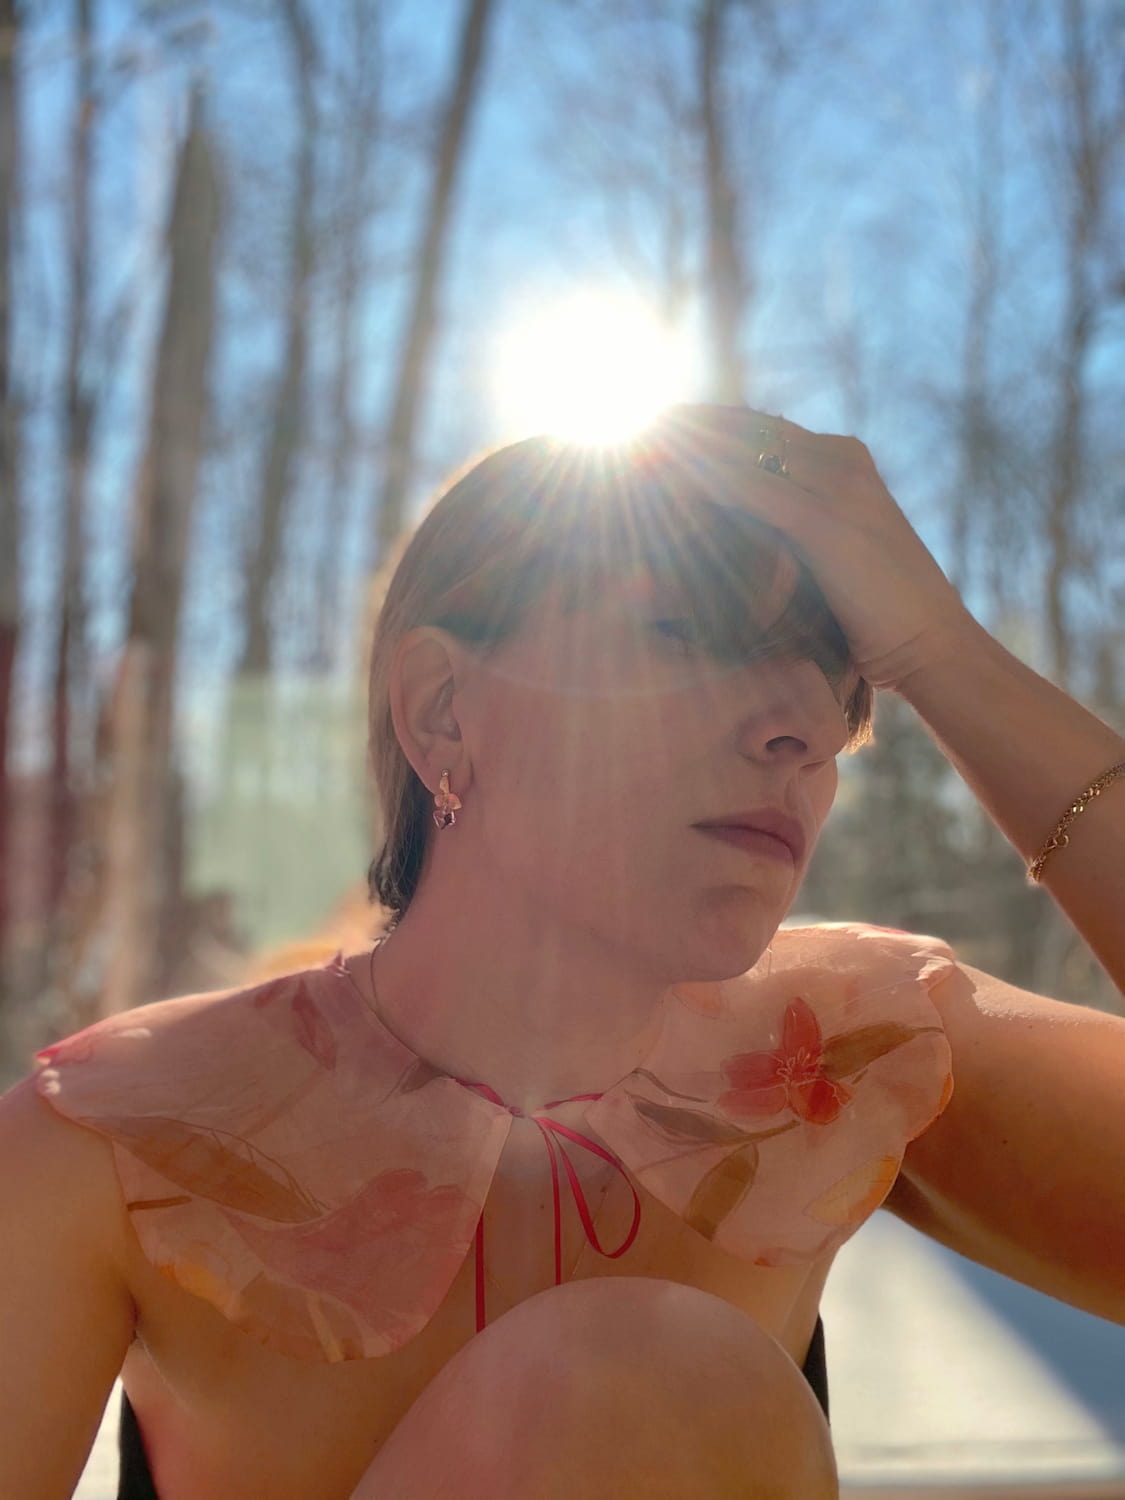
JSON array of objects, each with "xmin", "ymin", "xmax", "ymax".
[{"xmin": 432, "ymin": 769, "xmax": 462, "ymax": 830}]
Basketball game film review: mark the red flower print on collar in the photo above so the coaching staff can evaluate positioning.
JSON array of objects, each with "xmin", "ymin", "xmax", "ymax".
[{"xmin": 717, "ymin": 995, "xmax": 852, "ymax": 1127}]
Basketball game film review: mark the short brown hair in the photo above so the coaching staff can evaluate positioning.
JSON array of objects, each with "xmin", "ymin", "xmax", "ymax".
[{"xmin": 367, "ymin": 434, "xmax": 872, "ymax": 922}]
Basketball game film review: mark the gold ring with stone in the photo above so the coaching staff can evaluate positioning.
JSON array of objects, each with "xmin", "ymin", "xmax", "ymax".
[{"xmin": 755, "ymin": 421, "xmax": 789, "ymax": 477}]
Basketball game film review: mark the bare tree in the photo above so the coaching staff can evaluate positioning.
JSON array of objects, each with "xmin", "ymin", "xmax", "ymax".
[
  {"xmin": 308, "ymin": 0, "xmax": 382, "ymax": 672},
  {"xmin": 239, "ymin": 0, "xmax": 318, "ymax": 677},
  {"xmin": 698, "ymin": 0, "xmax": 748, "ymax": 402},
  {"xmin": 1041, "ymin": 0, "xmax": 1124, "ymax": 690},
  {"xmin": 100, "ymin": 95, "xmax": 221, "ymax": 1015},
  {"xmin": 537, "ymin": 0, "xmax": 697, "ymax": 326},
  {"xmin": 374, "ymin": 0, "xmax": 496, "ymax": 559},
  {"xmin": 547, "ymin": 0, "xmax": 840, "ymax": 407},
  {"xmin": 47, "ymin": 0, "xmax": 97, "ymax": 944},
  {"xmin": 947, "ymin": 1, "xmax": 1010, "ymax": 598},
  {"xmin": 0, "ymin": 0, "xmax": 20, "ymax": 1011}
]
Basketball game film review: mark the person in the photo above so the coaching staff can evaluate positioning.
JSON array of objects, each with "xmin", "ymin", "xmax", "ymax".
[{"xmin": 1, "ymin": 405, "xmax": 1122, "ymax": 1500}]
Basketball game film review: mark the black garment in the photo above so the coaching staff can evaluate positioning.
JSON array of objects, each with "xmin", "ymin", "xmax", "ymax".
[
  {"xmin": 117, "ymin": 1390, "xmax": 159, "ymax": 1500},
  {"xmin": 116, "ymin": 1315, "xmax": 830, "ymax": 1499},
  {"xmin": 802, "ymin": 1313, "xmax": 830, "ymax": 1423}
]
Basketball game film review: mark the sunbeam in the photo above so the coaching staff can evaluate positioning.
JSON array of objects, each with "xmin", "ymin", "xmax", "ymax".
[{"xmin": 492, "ymin": 290, "xmax": 698, "ymax": 445}]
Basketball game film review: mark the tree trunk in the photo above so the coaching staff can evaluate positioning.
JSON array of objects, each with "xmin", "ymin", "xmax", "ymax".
[
  {"xmin": 374, "ymin": 0, "xmax": 495, "ymax": 559},
  {"xmin": 1043, "ymin": 0, "xmax": 1114, "ymax": 693},
  {"xmin": 100, "ymin": 97, "xmax": 220, "ymax": 1016},
  {"xmin": 0, "ymin": 0, "xmax": 21, "ymax": 1015},
  {"xmin": 310, "ymin": 0, "xmax": 380, "ymax": 672},
  {"xmin": 48, "ymin": 0, "xmax": 96, "ymax": 940},
  {"xmin": 239, "ymin": 0, "xmax": 318, "ymax": 677},
  {"xmin": 697, "ymin": 0, "xmax": 747, "ymax": 405},
  {"xmin": 950, "ymin": 1, "xmax": 1006, "ymax": 600}
]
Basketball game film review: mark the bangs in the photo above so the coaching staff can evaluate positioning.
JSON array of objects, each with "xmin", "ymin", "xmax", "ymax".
[{"xmin": 421, "ymin": 439, "xmax": 873, "ymax": 746}]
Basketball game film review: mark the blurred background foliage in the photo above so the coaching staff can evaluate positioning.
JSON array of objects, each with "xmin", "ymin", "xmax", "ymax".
[{"xmin": 0, "ymin": 0, "xmax": 1122, "ymax": 1080}]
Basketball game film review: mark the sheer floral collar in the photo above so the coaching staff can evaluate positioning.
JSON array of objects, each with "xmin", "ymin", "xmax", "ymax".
[{"xmin": 35, "ymin": 922, "xmax": 954, "ymax": 1363}]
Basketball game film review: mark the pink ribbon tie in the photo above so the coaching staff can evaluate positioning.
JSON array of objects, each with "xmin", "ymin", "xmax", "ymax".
[{"xmin": 455, "ymin": 1081, "xmax": 643, "ymax": 1333}]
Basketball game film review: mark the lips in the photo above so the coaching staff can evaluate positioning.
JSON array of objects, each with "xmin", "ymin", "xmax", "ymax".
[{"xmin": 693, "ymin": 809, "xmax": 807, "ymax": 865}]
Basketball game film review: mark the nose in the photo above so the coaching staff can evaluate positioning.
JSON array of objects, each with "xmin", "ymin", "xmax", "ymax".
[{"xmin": 735, "ymin": 659, "xmax": 850, "ymax": 767}]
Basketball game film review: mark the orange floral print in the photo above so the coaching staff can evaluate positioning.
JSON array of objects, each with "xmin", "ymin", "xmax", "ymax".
[
  {"xmin": 32, "ymin": 922, "xmax": 956, "ymax": 1366},
  {"xmin": 718, "ymin": 995, "xmax": 853, "ymax": 1126},
  {"xmin": 225, "ymin": 1167, "xmax": 475, "ymax": 1318}
]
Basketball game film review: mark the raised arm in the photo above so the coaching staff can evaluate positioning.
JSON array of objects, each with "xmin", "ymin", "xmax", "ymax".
[
  {"xmin": 0, "ymin": 1076, "xmax": 137, "ymax": 1499},
  {"xmin": 659, "ymin": 404, "xmax": 1124, "ymax": 984},
  {"xmin": 657, "ymin": 405, "xmax": 1125, "ymax": 1320},
  {"xmin": 886, "ymin": 627, "xmax": 1125, "ymax": 1316},
  {"xmin": 895, "ymin": 625, "xmax": 1123, "ymax": 986}
]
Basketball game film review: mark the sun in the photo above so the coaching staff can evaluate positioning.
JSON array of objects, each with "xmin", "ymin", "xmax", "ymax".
[{"xmin": 491, "ymin": 290, "xmax": 698, "ymax": 445}]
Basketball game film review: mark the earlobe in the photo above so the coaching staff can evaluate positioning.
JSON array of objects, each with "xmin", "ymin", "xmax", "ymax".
[{"xmin": 388, "ymin": 628, "xmax": 467, "ymax": 789}]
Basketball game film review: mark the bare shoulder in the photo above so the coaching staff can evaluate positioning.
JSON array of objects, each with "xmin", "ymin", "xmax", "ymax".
[
  {"xmin": 0, "ymin": 1075, "xmax": 138, "ymax": 1498},
  {"xmin": 0, "ymin": 1072, "xmax": 136, "ymax": 1255}
]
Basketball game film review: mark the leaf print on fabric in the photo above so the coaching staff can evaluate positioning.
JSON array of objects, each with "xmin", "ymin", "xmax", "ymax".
[
  {"xmin": 685, "ymin": 1142, "xmax": 760, "ymax": 1241},
  {"xmin": 98, "ymin": 1114, "xmax": 327, "ymax": 1222},
  {"xmin": 236, "ymin": 1269, "xmax": 417, "ymax": 1364},
  {"xmin": 805, "ymin": 1155, "xmax": 901, "ymax": 1227},
  {"xmin": 165, "ymin": 1240, "xmax": 237, "ymax": 1309},
  {"xmin": 718, "ymin": 995, "xmax": 853, "ymax": 1126},
  {"xmin": 250, "ymin": 975, "xmax": 337, "ymax": 1070},
  {"xmin": 632, "ymin": 1068, "xmax": 708, "ymax": 1102},
  {"xmin": 251, "ymin": 975, "xmax": 300, "ymax": 1010},
  {"xmin": 627, "ymin": 1095, "xmax": 754, "ymax": 1148},
  {"xmin": 230, "ymin": 1271, "xmax": 369, "ymax": 1363},
  {"xmin": 223, "ymin": 1167, "xmax": 477, "ymax": 1325},
  {"xmin": 819, "ymin": 1021, "xmax": 939, "ymax": 1081},
  {"xmin": 290, "ymin": 983, "xmax": 337, "ymax": 1070}
]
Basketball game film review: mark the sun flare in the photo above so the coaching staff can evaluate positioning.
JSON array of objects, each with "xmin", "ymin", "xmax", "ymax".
[{"xmin": 492, "ymin": 290, "xmax": 697, "ymax": 445}]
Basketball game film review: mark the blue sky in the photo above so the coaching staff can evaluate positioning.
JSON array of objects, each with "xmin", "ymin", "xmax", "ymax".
[{"xmin": 11, "ymin": 0, "xmax": 1123, "ymax": 773}]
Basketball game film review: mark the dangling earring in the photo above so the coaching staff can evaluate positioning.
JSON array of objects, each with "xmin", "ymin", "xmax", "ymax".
[{"xmin": 432, "ymin": 769, "xmax": 462, "ymax": 830}]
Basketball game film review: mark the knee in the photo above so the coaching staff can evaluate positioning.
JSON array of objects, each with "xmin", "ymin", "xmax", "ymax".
[
  {"xmin": 371, "ymin": 1278, "xmax": 836, "ymax": 1499},
  {"xmin": 493, "ymin": 1276, "xmax": 788, "ymax": 1382},
  {"xmin": 475, "ymin": 1276, "xmax": 831, "ymax": 1452}
]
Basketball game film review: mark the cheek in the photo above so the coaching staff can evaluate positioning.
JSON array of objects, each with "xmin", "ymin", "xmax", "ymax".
[{"xmin": 480, "ymin": 686, "xmax": 678, "ymax": 878}]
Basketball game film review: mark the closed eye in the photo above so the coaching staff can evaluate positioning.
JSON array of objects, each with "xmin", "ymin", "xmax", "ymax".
[
  {"xmin": 650, "ymin": 618, "xmax": 704, "ymax": 651},
  {"xmin": 650, "ymin": 615, "xmax": 769, "ymax": 664},
  {"xmin": 650, "ymin": 616, "xmax": 853, "ymax": 694}
]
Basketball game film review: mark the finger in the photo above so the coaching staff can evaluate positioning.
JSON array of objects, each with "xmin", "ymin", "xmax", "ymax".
[
  {"xmin": 781, "ymin": 427, "xmax": 891, "ymax": 500},
  {"xmin": 662, "ymin": 406, "xmax": 883, "ymax": 501},
  {"xmin": 706, "ymin": 411, "xmax": 901, "ymax": 531},
  {"xmin": 643, "ymin": 405, "xmax": 795, "ymax": 495},
  {"xmin": 652, "ymin": 405, "xmax": 812, "ymax": 498}
]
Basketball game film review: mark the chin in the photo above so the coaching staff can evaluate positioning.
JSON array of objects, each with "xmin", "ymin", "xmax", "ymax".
[{"xmin": 668, "ymin": 899, "xmax": 782, "ymax": 983}]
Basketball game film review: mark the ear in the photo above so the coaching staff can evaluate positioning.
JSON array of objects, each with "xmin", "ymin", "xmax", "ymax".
[{"xmin": 389, "ymin": 627, "xmax": 475, "ymax": 793}]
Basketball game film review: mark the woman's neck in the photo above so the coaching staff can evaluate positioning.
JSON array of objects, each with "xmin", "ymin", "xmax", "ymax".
[{"xmin": 353, "ymin": 870, "xmax": 673, "ymax": 1114}]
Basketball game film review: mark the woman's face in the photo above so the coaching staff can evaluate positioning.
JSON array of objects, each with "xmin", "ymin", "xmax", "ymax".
[{"xmin": 454, "ymin": 544, "xmax": 853, "ymax": 984}]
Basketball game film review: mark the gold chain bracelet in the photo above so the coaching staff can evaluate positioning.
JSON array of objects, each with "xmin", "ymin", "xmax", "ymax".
[{"xmin": 1027, "ymin": 760, "xmax": 1125, "ymax": 884}]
